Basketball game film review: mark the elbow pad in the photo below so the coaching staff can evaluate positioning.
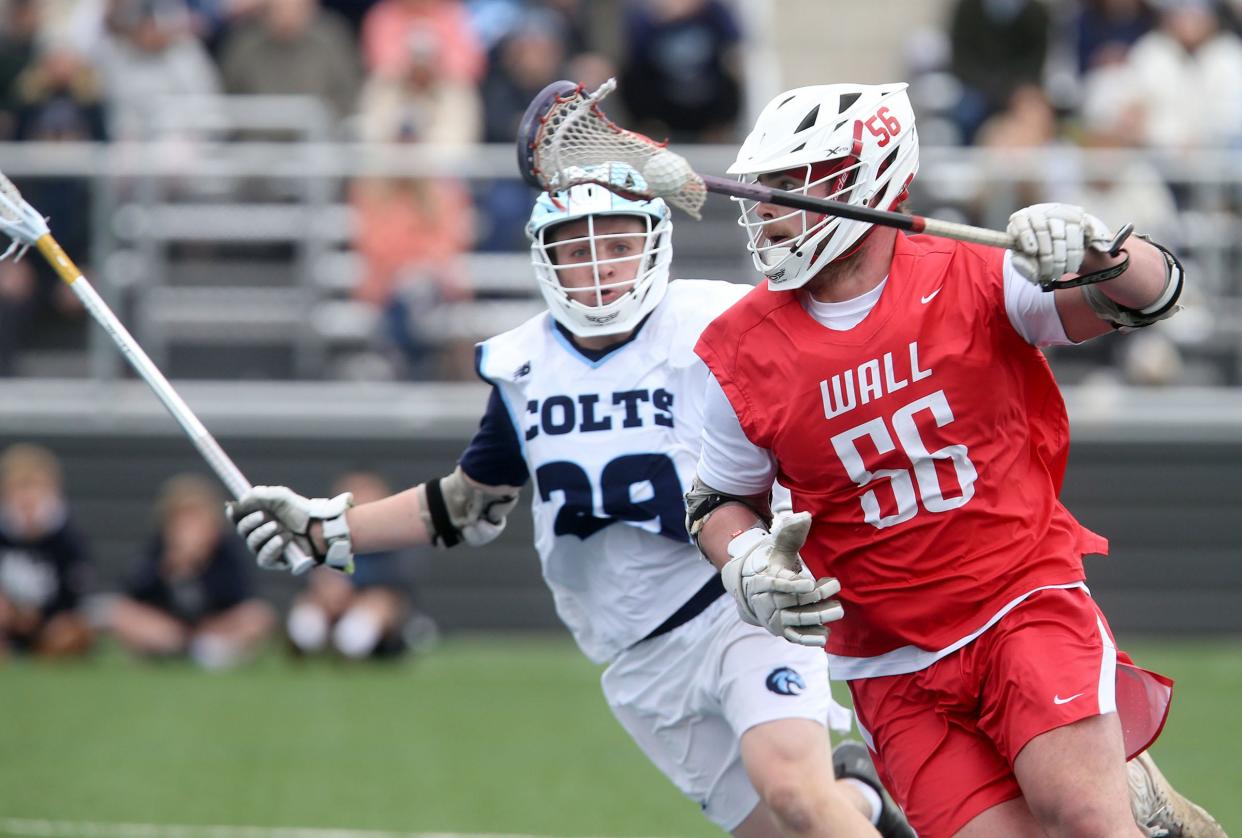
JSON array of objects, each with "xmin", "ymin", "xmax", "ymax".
[
  {"xmin": 684, "ymin": 475, "xmax": 770, "ymax": 546},
  {"xmin": 1082, "ymin": 235, "xmax": 1185, "ymax": 330},
  {"xmin": 418, "ymin": 466, "xmax": 520, "ymax": 548}
]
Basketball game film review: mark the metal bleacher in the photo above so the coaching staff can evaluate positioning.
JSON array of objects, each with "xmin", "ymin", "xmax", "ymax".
[
  {"xmin": 53, "ymin": 94, "xmax": 751, "ymax": 382},
  {"xmin": 105, "ymin": 95, "xmax": 344, "ymax": 380},
  {"xmin": 2, "ymin": 96, "xmax": 1241, "ymax": 388}
]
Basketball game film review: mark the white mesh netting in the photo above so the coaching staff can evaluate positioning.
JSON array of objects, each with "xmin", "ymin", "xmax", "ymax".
[
  {"xmin": 0, "ymin": 172, "xmax": 46, "ymax": 260},
  {"xmin": 531, "ymin": 80, "xmax": 708, "ymax": 218}
]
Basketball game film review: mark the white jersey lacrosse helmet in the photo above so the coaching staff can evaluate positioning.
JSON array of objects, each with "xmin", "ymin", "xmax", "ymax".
[
  {"xmin": 527, "ymin": 163, "xmax": 673, "ymax": 337},
  {"xmin": 729, "ymin": 83, "xmax": 919, "ymax": 290}
]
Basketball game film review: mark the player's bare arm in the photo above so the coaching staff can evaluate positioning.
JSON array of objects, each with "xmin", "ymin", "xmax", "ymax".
[
  {"xmin": 326, "ymin": 485, "xmax": 429, "ymax": 553},
  {"xmin": 689, "ymin": 494, "xmax": 767, "ymax": 572},
  {"xmin": 321, "ymin": 470, "xmax": 520, "ymax": 552},
  {"xmin": 227, "ymin": 468, "xmax": 520, "ymax": 573}
]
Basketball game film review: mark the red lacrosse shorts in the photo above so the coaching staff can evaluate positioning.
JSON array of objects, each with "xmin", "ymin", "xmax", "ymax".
[{"xmin": 848, "ymin": 586, "xmax": 1173, "ymax": 838}]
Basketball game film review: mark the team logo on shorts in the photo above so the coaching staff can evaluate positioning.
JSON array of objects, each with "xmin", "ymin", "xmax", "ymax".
[{"xmin": 765, "ymin": 667, "xmax": 805, "ymax": 696}]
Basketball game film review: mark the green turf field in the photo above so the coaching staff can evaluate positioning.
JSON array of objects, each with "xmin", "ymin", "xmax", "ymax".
[{"xmin": 1, "ymin": 635, "xmax": 1238, "ymax": 837}]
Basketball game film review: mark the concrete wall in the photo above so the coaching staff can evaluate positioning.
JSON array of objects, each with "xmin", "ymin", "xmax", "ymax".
[{"xmin": 4, "ymin": 417, "xmax": 1239, "ymax": 637}]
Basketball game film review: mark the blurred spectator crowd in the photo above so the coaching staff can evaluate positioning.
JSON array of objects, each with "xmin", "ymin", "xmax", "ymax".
[
  {"xmin": 898, "ymin": 0, "xmax": 1242, "ymax": 386},
  {"xmin": 0, "ymin": 0, "xmax": 1239, "ymax": 386},
  {"xmin": 0, "ymin": 441, "xmax": 435, "ymax": 667},
  {"xmin": 0, "ymin": 0, "xmax": 747, "ymax": 379}
]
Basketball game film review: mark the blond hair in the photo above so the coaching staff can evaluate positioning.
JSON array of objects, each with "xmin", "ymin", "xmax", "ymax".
[
  {"xmin": 155, "ymin": 473, "xmax": 223, "ymax": 521},
  {"xmin": 0, "ymin": 443, "xmax": 63, "ymax": 491}
]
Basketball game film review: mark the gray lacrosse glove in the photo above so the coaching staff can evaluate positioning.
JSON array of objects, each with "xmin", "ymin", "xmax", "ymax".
[
  {"xmin": 227, "ymin": 486, "xmax": 354, "ymax": 573},
  {"xmin": 720, "ymin": 511, "xmax": 844, "ymax": 647},
  {"xmin": 1007, "ymin": 203, "xmax": 1113, "ymax": 288}
]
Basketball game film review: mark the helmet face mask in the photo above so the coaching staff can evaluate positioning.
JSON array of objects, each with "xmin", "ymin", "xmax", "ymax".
[
  {"xmin": 543, "ymin": 216, "xmax": 649, "ymax": 311},
  {"xmin": 527, "ymin": 164, "xmax": 673, "ymax": 337},
  {"xmin": 742, "ymin": 156, "xmax": 871, "ymax": 284},
  {"xmin": 729, "ymin": 83, "xmax": 920, "ymax": 291}
]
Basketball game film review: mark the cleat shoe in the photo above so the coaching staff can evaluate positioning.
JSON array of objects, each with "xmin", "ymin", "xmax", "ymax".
[
  {"xmin": 1128, "ymin": 751, "xmax": 1227, "ymax": 837},
  {"xmin": 833, "ymin": 739, "xmax": 917, "ymax": 838}
]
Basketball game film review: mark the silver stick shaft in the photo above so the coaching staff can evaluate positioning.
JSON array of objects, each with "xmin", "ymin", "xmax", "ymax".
[
  {"xmin": 919, "ymin": 217, "xmax": 1016, "ymax": 249},
  {"xmin": 68, "ymin": 273, "xmax": 316, "ymax": 575}
]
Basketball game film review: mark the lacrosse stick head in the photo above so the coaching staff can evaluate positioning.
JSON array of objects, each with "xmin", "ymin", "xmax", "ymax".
[
  {"xmin": 516, "ymin": 78, "xmax": 708, "ymax": 218},
  {"xmin": 0, "ymin": 171, "xmax": 49, "ymax": 261}
]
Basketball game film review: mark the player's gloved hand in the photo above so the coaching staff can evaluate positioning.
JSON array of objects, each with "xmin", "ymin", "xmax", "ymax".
[
  {"xmin": 1007, "ymin": 203, "xmax": 1113, "ymax": 288},
  {"xmin": 720, "ymin": 511, "xmax": 843, "ymax": 647},
  {"xmin": 226, "ymin": 486, "xmax": 354, "ymax": 573}
]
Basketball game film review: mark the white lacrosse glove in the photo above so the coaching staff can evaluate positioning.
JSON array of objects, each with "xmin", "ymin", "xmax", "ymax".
[
  {"xmin": 227, "ymin": 486, "xmax": 354, "ymax": 573},
  {"xmin": 720, "ymin": 511, "xmax": 844, "ymax": 647},
  {"xmin": 1007, "ymin": 203, "xmax": 1113, "ymax": 288}
]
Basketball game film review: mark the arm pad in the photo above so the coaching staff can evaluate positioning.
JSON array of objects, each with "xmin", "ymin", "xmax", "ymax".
[
  {"xmin": 685, "ymin": 475, "xmax": 771, "ymax": 547},
  {"xmin": 418, "ymin": 466, "xmax": 520, "ymax": 548},
  {"xmin": 1082, "ymin": 235, "xmax": 1185, "ymax": 330}
]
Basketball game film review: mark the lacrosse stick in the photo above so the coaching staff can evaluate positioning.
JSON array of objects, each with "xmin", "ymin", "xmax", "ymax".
[
  {"xmin": 0, "ymin": 173, "xmax": 315, "ymax": 575},
  {"xmin": 519, "ymin": 78, "xmax": 1023, "ymax": 247}
]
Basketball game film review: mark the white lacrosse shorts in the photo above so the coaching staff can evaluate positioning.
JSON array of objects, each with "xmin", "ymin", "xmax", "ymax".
[{"xmin": 602, "ymin": 595, "xmax": 852, "ymax": 831}]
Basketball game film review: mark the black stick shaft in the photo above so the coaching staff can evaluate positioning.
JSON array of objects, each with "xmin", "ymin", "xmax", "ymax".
[
  {"xmin": 699, "ymin": 174, "xmax": 1014, "ymax": 249},
  {"xmin": 701, "ymin": 175, "xmax": 919, "ymax": 230}
]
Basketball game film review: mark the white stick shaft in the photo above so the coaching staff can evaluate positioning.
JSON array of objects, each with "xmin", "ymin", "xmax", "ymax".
[{"xmin": 68, "ymin": 273, "xmax": 315, "ymax": 575}]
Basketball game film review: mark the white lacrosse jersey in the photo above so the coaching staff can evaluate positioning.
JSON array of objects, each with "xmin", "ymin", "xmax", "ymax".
[{"xmin": 466, "ymin": 280, "xmax": 749, "ymax": 663}]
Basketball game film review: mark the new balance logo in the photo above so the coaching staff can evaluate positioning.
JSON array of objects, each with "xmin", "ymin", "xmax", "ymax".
[
  {"xmin": 920, "ymin": 287, "xmax": 942, "ymax": 304},
  {"xmin": 1053, "ymin": 692, "xmax": 1084, "ymax": 705}
]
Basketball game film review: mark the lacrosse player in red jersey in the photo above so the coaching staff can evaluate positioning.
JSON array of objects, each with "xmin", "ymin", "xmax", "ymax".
[
  {"xmin": 687, "ymin": 82, "xmax": 1224, "ymax": 838},
  {"xmin": 228, "ymin": 163, "xmax": 913, "ymax": 838}
]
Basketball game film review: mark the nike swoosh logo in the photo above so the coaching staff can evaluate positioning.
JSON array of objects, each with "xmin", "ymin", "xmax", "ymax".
[
  {"xmin": 1053, "ymin": 692, "xmax": 1085, "ymax": 705},
  {"xmin": 921, "ymin": 287, "xmax": 942, "ymax": 304}
]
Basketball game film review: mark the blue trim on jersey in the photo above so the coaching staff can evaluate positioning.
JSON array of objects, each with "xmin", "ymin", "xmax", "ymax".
[
  {"xmin": 472, "ymin": 342, "xmax": 486, "ymax": 380},
  {"xmin": 548, "ymin": 316, "xmax": 649, "ymax": 368}
]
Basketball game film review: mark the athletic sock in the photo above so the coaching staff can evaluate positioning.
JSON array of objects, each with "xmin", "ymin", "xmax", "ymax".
[
  {"xmin": 189, "ymin": 634, "xmax": 241, "ymax": 670},
  {"xmin": 841, "ymin": 778, "xmax": 883, "ymax": 826},
  {"xmin": 287, "ymin": 603, "xmax": 329, "ymax": 653},
  {"xmin": 333, "ymin": 608, "xmax": 382, "ymax": 659}
]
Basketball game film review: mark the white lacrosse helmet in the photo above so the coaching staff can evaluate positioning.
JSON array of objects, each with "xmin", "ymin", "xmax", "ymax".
[
  {"xmin": 729, "ymin": 83, "xmax": 919, "ymax": 290},
  {"xmin": 527, "ymin": 163, "xmax": 673, "ymax": 337}
]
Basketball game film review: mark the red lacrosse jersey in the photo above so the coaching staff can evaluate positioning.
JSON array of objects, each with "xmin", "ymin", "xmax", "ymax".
[{"xmin": 695, "ymin": 233, "xmax": 1108, "ymax": 662}]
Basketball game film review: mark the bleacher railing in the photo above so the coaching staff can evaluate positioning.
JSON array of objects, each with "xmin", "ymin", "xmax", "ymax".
[{"xmin": 1, "ymin": 135, "xmax": 1241, "ymax": 438}]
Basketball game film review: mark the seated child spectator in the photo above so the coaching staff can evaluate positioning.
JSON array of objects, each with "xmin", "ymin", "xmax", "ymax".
[
  {"xmin": 0, "ymin": 443, "xmax": 93, "ymax": 658},
  {"xmin": 285, "ymin": 470, "xmax": 430, "ymax": 659},
  {"xmin": 111, "ymin": 473, "xmax": 275, "ymax": 668}
]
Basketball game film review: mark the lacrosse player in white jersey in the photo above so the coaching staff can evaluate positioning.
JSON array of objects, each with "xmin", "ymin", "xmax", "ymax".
[{"xmin": 229, "ymin": 163, "xmax": 913, "ymax": 838}]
